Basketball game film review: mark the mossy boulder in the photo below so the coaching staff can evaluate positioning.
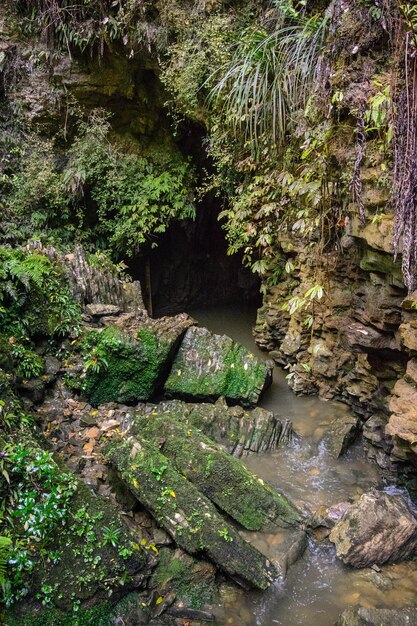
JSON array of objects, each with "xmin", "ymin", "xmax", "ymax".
[
  {"xmin": 164, "ymin": 326, "xmax": 273, "ymax": 407},
  {"xmin": 81, "ymin": 314, "xmax": 193, "ymax": 405},
  {"xmin": 104, "ymin": 435, "xmax": 278, "ymax": 590},
  {"xmin": 132, "ymin": 398, "xmax": 293, "ymax": 456},
  {"xmin": 126, "ymin": 410, "xmax": 302, "ymax": 530}
]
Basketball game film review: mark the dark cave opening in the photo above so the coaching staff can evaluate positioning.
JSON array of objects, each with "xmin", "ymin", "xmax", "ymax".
[
  {"xmin": 129, "ymin": 199, "xmax": 261, "ymax": 317},
  {"xmin": 127, "ymin": 120, "xmax": 261, "ymax": 317}
]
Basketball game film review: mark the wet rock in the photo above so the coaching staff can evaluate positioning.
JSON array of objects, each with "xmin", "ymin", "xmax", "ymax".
[
  {"xmin": 387, "ymin": 364, "xmax": 417, "ymax": 463},
  {"xmin": 329, "ymin": 490, "xmax": 417, "ymax": 568},
  {"xmin": 363, "ymin": 413, "xmax": 390, "ymax": 449},
  {"xmin": 276, "ymin": 530, "xmax": 308, "ymax": 576},
  {"xmin": 322, "ymin": 415, "xmax": 361, "ymax": 458},
  {"xmin": 164, "ymin": 326, "xmax": 273, "ymax": 407},
  {"xmin": 309, "ymin": 502, "xmax": 351, "ymax": 532},
  {"xmin": 125, "ymin": 409, "xmax": 302, "ymax": 530},
  {"xmin": 85, "ymin": 303, "xmax": 121, "ymax": 317},
  {"xmin": 105, "ymin": 435, "xmax": 278, "ymax": 590},
  {"xmin": 167, "ymin": 606, "xmax": 215, "ymax": 621},
  {"xmin": 335, "ymin": 607, "xmax": 417, "ymax": 626}
]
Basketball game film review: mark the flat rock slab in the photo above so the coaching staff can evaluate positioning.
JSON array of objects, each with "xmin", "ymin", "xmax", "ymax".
[
  {"xmin": 104, "ymin": 435, "xmax": 278, "ymax": 590},
  {"xmin": 164, "ymin": 326, "xmax": 273, "ymax": 407},
  {"xmin": 335, "ymin": 608, "xmax": 417, "ymax": 626},
  {"xmin": 125, "ymin": 410, "xmax": 302, "ymax": 531},
  {"xmin": 329, "ymin": 489, "xmax": 417, "ymax": 568},
  {"xmin": 85, "ymin": 303, "xmax": 121, "ymax": 317},
  {"xmin": 240, "ymin": 528, "xmax": 307, "ymax": 578},
  {"xmin": 322, "ymin": 415, "xmax": 361, "ymax": 458}
]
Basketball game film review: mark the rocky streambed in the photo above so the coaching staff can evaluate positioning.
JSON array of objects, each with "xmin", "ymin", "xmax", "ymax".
[{"xmin": 4, "ymin": 249, "xmax": 417, "ymax": 626}]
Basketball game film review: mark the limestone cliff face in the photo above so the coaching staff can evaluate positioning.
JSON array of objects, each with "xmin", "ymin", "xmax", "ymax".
[{"xmin": 254, "ymin": 213, "xmax": 417, "ymax": 468}]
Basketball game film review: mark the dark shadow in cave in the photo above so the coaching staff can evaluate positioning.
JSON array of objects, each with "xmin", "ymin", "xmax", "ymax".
[{"xmin": 128, "ymin": 121, "xmax": 261, "ymax": 317}]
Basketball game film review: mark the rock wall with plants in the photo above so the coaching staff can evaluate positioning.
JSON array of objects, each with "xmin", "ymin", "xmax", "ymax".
[{"xmin": 2, "ymin": 0, "xmax": 417, "ymax": 621}]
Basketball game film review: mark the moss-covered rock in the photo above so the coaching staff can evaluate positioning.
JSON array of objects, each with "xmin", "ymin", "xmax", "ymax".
[
  {"xmin": 152, "ymin": 547, "xmax": 216, "ymax": 611},
  {"xmin": 5, "ymin": 592, "xmax": 151, "ymax": 626},
  {"xmin": 132, "ymin": 398, "xmax": 293, "ymax": 456},
  {"xmin": 81, "ymin": 314, "xmax": 193, "ymax": 405},
  {"xmin": 164, "ymin": 327, "xmax": 273, "ymax": 406},
  {"xmin": 104, "ymin": 435, "xmax": 278, "ymax": 590},
  {"xmin": 126, "ymin": 410, "xmax": 302, "ymax": 530}
]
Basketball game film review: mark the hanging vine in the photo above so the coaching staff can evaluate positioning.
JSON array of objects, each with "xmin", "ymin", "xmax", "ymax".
[{"xmin": 385, "ymin": 0, "xmax": 417, "ymax": 291}]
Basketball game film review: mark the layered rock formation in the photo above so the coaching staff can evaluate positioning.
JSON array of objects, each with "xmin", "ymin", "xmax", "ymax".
[
  {"xmin": 254, "ymin": 214, "xmax": 417, "ymax": 468},
  {"xmin": 329, "ymin": 490, "xmax": 417, "ymax": 568}
]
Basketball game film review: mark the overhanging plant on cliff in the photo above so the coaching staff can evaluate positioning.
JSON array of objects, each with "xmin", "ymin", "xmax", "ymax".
[
  {"xmin": 208, "ymin": 2, "xmax": 329, "ymax": 155},
  {"xmin": 380, "ymin": 0, "xmax": 417, "ymax": 291}
]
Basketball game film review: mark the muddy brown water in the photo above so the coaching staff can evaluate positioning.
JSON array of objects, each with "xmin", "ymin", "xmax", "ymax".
[{"xmin": 188, "ymin": 305, "xmax": 417, "ymax": 626}]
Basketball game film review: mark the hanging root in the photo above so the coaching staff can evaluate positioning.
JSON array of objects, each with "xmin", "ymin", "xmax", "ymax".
[{"xmin": 351, "ymin": 113, "xmax": 366, "ymax": 225}]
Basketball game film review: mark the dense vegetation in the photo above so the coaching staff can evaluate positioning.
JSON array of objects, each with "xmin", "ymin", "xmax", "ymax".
[{"xmin": 1, "ymin": 0, "xmax": 417, "ymax": 620}]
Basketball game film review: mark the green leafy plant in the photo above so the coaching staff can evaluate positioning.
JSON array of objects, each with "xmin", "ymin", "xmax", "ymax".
[
  {"xmin": 64, "ymin": 110, "xmax": 196, "ymax": 256},
  {"xmin": 0, "ymin": 536, "xmax": 11, "ymax": 591},
  {"xmin": 282, "ymin": 283, "xmax": 325, "ymax": 328},
  {"xmin": 218, "ymin": 527, "xmax": 233, "ymax": 542},
  {"xmin": 208, "ymin": 9, "xmax": 329, "ymax": 154},
  {"xmin": 102, "ymin": 525, "xmax": 121, "ymax": 548},
  {"xmin": 151, "ymin": 465, "xmax": 168, "ymax": 482},
  {"xmin": 0, "ymin": 248, "xmax": 81, "ymax": 344}
]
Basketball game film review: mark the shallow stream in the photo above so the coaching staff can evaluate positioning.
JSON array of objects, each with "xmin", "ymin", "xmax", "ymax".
[{"xmin": 188, "ymin": 305, "xmax": 417, "ymax": 626}]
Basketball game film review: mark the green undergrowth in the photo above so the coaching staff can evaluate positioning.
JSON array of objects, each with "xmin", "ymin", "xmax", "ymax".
[
  {"xmin": 5, "ymin": 591, "xmax": 150, "ymax": 626},
  {"xmin": 1, "ymin": 111, "xmax": 195, "ymax": 258},
  {"xmin": 0, "ymin": 247, "xmax": 81, "ymax": 380},
  {"xmin": 1, "ymin": 431, "xmax": 146, "ymax": 614},
  {"xmin": 0, "ymin": 369, "xmax": 148, "ymax": 619}
]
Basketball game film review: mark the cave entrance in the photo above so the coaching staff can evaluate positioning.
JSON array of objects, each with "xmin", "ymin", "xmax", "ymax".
[
  {"xmin": 127, "ymin": 120, "xmax": 261, "ymax": 317},
  {"xmin": 130, "ymin": 199, "xmax": 261, "ymax": 317}
]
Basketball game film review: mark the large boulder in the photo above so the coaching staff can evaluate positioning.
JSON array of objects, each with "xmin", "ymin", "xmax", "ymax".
[
  {"xmin": 322, "ymin": 414, "xmax": 361, "ymax": 458},
  {"xmin": 335, "ymin": 608, "xmax": 417, "ymax": 626},
  {"xmin": 164, "ymin": 326, "xmax": 273, "ymax": 406},
  {"xmin": 329, "ymin": 490, "xmax": 417, "ymax": 568},
  {"xmin": 81, "ymin": 314, "xmax": 193, "ymax": 405}
]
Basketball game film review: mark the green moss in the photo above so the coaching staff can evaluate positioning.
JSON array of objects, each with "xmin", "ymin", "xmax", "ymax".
[
  {"xmin": 165, "ymin": 327, "xmax": 271, "ymax": 406},
  {"xmin": 128, "ymin": 412, "xmax": 302, "ymax": 531},
  {"xmin": 5, "ymin": 592, "xmax": 148, "ymax": 626},
  {"xmin": 153, "ymin": 549, "xmax": 215, "ymax": 610},
  {"xmin": 81, "ymin": 326, "xmax": 170, "ymax": 405},
  {"xmin": 104, "ymin": 435, "xmax": 278, "ymax": 590}
]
